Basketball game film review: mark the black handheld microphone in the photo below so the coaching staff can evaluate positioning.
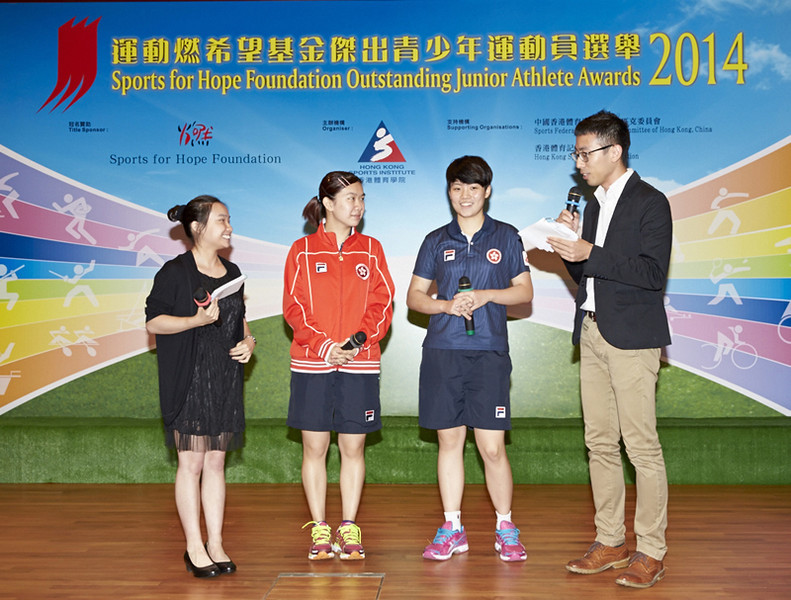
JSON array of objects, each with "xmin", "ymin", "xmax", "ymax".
[
  {"xmin": 341, "ymin": 331, "xmax": 367, "ymax": 350},
  {"xmin": 193, "ymin": 287, "xmax": 211, "ymax": 307},
  {"xmin": 566, "ymin": 186, "xmax": 583, "ymax": 214},
  {"xmin": 193, "ymin": 287, "xmax": 221, "ymax": 327},
  {"xmin": 457, "ymin": 276, "xmax": 475, "ymax": 336}
]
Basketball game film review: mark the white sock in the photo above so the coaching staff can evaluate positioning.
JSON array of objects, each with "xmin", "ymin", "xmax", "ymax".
[
  {"xmin": 444, "ymin": 511, "xmax": 462, "ymax": 531},
  {"xmin": 496, "ymin": 511, "xmax": 512, "ymax": 529}
]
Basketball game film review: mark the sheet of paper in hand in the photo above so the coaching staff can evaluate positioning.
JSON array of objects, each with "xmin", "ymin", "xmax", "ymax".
[
  {"xmin": 212, "ymin": 274, "xmax": 247, "ymax": 300},
  {"xmin": 519, "ymin": 218, "xmax": 579, "ymax": 252}
]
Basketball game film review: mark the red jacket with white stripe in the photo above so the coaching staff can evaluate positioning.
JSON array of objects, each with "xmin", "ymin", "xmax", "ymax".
[{"xmin": 283, "ymin": 223, "xmax": 395, "ymax": 374}]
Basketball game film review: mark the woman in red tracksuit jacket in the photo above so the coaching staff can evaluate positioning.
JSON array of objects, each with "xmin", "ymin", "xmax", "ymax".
[{"xmin": 283, "ymin": 171, "xmax": 394, "ymax": 562}]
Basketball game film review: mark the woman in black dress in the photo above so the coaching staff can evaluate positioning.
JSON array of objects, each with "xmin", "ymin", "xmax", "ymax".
[{"xmin": 145, "ymin": 195, "xmax": 255, "ymax": 577}]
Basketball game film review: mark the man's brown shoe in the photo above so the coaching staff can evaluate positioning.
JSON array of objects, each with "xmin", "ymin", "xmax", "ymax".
[
  {"xmin": 615, "ymin": 552, "xmax": 665, "ymax": 588},
  {"xmin": 566, "ymin": 541, "xmax": 629, "ymax": 574}
]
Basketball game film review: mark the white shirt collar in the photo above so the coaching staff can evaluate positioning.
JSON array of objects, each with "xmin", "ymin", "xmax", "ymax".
[{"xmin": 594, "ymin": 168, "xmax": 633, "ymax": 206}]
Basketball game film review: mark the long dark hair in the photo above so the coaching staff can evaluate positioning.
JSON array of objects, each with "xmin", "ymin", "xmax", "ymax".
[
  {"xmin": 167, "ymin": 195, "xmax": 223, "ymax": 240},
  {"xmin": 302, "ymin": 171, "xmax": 361, "ymax": 228}
]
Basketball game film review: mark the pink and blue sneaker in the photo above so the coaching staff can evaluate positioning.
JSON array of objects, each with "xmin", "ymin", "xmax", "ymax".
[
  {"xmin": 495, "ymin": 521, "xmax": 527, "ymax": 562},
  {"xmin": 422, "ymin": 521, "xmax": 469, "ymax": 561}
]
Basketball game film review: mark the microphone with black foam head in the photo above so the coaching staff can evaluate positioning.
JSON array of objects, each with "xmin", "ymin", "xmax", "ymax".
[
  {"xmin": 193, "ymin": 287, "xmax": 221, "ymax": 327},
  {"xmin": 341, "ymin": 331, "xmax": 366, "ymax": 350},
  {"xmin": 566, "ymin": 186, "xmax": 583, "ymax": 214},
  {"xmin": 193, "ymin": 287, "xmax": 211, "ymax": 307},
  {"xmin": 457, "ymin": 276, "xmax": 475, "ymax": 336}
]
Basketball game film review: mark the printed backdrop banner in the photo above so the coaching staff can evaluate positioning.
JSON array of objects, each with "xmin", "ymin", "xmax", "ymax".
[{"xmin": 0, "ymin": 1, "xmax": 789, "ymax": 415}]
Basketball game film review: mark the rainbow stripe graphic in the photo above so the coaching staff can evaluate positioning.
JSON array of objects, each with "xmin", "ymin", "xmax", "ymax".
[
  {"xmin": 518, "ymin": 137, "xmax": 791, "ymax": 416},
  {"xmin": 0, "ymin": 144, "xmax": 288, "ymax": 413},
  {"xmin": 663, "ymin": 136, "xmax": 791, "ymax": 415},
  {"xmin": 1, "ymin": 138, "xmax": 789, "ymax": 415}
]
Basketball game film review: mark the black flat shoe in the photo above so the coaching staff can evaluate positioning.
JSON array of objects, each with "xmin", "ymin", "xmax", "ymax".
[
  {"xmin": 205, "ymin": 542, "xmax": 237, "ymax": 574},
  {"xmin": 183, "ymin": 551, "xmax": 220, "ymax": 578}
]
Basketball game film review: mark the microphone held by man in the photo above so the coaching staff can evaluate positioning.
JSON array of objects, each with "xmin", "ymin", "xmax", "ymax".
[
  {"xmin": 548, "ymin": 187, "xmax": 589, "ymax": 262},
  {"xmin": 566, "ymin": 186, "xmax": 583, "ymax": 214}
]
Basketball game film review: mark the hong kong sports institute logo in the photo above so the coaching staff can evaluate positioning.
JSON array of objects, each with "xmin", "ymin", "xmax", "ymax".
[
  {"xmin": 39, "ymin": 17, "xmax": 101, "ymax": 112},
  {"xmin": 358, "ymin": 121, "xmax": 406, "ymax": 163}
]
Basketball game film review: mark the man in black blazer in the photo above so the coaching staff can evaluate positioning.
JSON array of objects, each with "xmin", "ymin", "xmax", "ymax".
[{"xmin": 548, "ymin": 111, "xmax": 671, "ymax": 589}]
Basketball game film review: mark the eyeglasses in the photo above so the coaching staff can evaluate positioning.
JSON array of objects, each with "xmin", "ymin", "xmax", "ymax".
[{"xmin": 570, "ymin": 145, "xmax": 613, "ymax": 162}]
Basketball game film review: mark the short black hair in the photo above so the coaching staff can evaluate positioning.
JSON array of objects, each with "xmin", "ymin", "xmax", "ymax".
[
  {"xmin": 445, "ymin": 155, "xmax": 492, "ymax": 189},
  {"xmin": 575, "ymin": 110, "xmax": 631, "ymax": 161}
]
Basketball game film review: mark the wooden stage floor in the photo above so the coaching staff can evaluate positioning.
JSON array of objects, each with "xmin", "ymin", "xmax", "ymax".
[{"xmin": 1, "ymin": 483, "xmax": 789, "ymax": 599}]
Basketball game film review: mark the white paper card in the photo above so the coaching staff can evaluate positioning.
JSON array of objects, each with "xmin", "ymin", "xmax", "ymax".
[
  {"xmin": 212, "ymin": 274, "xmax": 247, "ymax": 300},
  {"xmin": 519, "ymin": 218, "xmax": 579, "ymax": 252}
]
